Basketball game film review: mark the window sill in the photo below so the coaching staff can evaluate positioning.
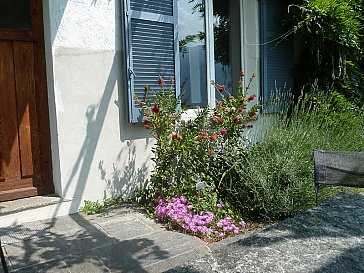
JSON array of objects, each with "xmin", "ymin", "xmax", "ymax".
[{"xmin": 181, "ymin": 108, "xmax": 199, "ymax": 121}]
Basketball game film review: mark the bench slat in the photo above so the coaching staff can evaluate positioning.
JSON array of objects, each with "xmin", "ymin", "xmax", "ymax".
[
  {"xmin": 313, "ymin": 150, "xmax": 364, "ymax": 206},
  {"xmin": 314, "ymin": 150, "xmax": 364, "ymax": 187}
]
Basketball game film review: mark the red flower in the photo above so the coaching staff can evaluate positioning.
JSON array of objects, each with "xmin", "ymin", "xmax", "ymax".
[
  {"xmin": 252, "ymin": 117, "xmax": 257, "ymax": 121},
  {"xmin": 143, "ymin": 119, "xmax": 149, "ymax": 124},
  {"xmin": 157, "ymin": 76, "xmax": 164, "ymax": 86},
  {"xmin": 233, "ymin": 116, "xmax": 240, "ymax": 123},
  {"xmin": 171, "ymin": 132, "xmax": 177, "ymax": 140},
  {"xmin": 144, "ymin": 124, "xmax": 151, "ymax": 129},
  {"xmin": 198, "ymin": 132, "xmax": 208, "ymax": 140},
  {"xmin": 169, "ymin": 77, "xmax": 174, "ymax": 85},
  {"xmin": 219, "ymin": 85, "xmax": 226, "ymax": 92},
  {"xmin": 248, "ymin": 95, "xmax": 256, "ymax": 102},
  {"xmin": 240, "ymin": 71, "xmax": 245, "ymax": 77},
  {"xmin": 238, "ymin": 107, "xmax": 243, "ymax": 113},
  {"xmin": 240, "ymin": 98, "xmax": 245, "ymax": 104},
  {"xmin": 212, "ymin": 118, "xmax": 218, "ymax": 124},
  {"xmin": 218, "ymin": 119, "xmax": 224, "ymax": 125},
  {"xmin": 210, "ymin": 134, "xmax": 217, "ymax": 141},
  {"xmin": 152, "ymin": 104, "xmax": 160, "ymax": 113},
  {"xmin": 242, "ymin": 124, "xmax": 247, "ymax": 128},
  {"xmin": 220, "ymin": 129, "xmax": 228, "ymax": 135}
]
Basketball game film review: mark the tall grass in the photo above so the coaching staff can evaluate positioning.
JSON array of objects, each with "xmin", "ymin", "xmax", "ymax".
[{"xmin": 220, "ymin": 92, "xmax": 364, "ymax": 220}]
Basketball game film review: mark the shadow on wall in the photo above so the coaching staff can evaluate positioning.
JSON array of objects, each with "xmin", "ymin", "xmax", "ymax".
[
  {"xmin": 59, "ymin": 54, "xmax": 120, "ymax": 215},
  {"xmin": 44, "ymin": 0, "xmax": 154, "ymax": 221},
  {"xmin": 98, "ymin": 141, "xmax": 149, "ymax": 201},
  {"xmin": 47, "ymin": 0, "xmax": 68, "ymax": 44}
]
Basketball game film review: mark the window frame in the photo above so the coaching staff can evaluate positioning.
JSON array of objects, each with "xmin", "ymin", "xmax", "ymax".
[
  {"xmin": 181, "ymin": 0, "xmax": 246, "ymax": 119},
  {"xmin": 124, "ymin": 0, "xmax": 247, "ymax": 122}
]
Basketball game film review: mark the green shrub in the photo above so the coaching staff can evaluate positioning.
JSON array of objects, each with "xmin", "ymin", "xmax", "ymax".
[
  {"xmin": 137, "ymin": 73, "xmax": 363, "ymax": 228},
  {"xmin": 80, "ymin": 200, "xmax": 105, "ymax": 215},
  {"xmin": 137, "ymin": 74, "xmax": 259, "ymax": 206},
  {"xmin": 221, "ymin": 91, "xmax": 363, "ymax": 220},
  {"xmin": 136, "ymin": 73, "xmax": 260, "ymax": 240},
  {"xmin": 288, "ymin": 0, "xmax": 364, "ymax": 105}
]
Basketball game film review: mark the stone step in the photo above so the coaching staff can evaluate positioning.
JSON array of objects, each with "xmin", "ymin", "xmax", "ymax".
[{"xmin": 0, "ymin": 195, "xmax": 74, "ymax": 228}]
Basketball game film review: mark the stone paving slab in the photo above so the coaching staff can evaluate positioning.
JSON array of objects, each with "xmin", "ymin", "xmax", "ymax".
[
  {"xmin": 1, "ymin": 205, "xmax": 209, "ymax": 273},
  {"xmin": 165, "ymin": 192, "xmax": 364, "ymax": 273},
  {"xmin": 0, "ymin": 221, "xmax": 51, "ymax": 245}
]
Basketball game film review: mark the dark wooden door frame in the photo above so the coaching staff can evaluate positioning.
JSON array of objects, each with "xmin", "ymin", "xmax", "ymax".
[{"xmin": 0, "ymin": 0, "xmax": 54, "ymax": 201}]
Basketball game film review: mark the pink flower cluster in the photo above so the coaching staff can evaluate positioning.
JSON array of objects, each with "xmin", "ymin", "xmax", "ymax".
[
  {"xmin": 154, "ymin": 196, "xmax": 247, "ymax": 239},
  {"xmin": 216, "ymin": 217, "xmax": 240, "ymax": 237},
  {"xmin": 155, "ymin": 196, "xmax": 214, "ymax": 233}
]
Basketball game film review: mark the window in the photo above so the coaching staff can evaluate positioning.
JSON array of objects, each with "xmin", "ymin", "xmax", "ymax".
[
  {"xmin": 124, "ymin": 0, "xmax": 243, "ymax": 122},
  {"xmin": 212, "ymin": 0, "xmax": 242, "ymax": 94},
  {"xmin": 178, "ymin": 0, "xmax": 207, "ymax": 108},
  {"xmin": 261, "ymin": 0, "xmax": 294, "ymax": 111},
  {"xmin": 178, "ymin": 0, "xmax": 242, "ymax": 109}
]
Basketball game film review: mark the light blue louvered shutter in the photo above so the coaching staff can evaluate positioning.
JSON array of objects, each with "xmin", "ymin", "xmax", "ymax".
[
  {"xmin": 261, "ymin": 0, "xmax": 293, "ymax": 112},
  {"xmin": 124, "ymin": 0, "xmax": 179, "ymax": 122}
]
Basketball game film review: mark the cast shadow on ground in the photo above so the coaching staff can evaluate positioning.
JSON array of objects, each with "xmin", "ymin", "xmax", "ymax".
[{"xmin": 0, "ymin": 213, "xmax": 169, "ymax": 272}]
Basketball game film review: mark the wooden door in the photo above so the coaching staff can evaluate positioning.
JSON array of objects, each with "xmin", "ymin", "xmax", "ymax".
[{"xmin": 0, "ymin": 0, "xmax": 53, "ymax": 201}]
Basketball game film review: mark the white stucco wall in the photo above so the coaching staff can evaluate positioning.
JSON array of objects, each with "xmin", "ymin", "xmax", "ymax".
[
  {"xmin": 42, "ymin": 0, "xmax": 261, "ymax": 215},
  {"xmin": 43, "ymin": 0, "xmax": 154, "ymax": 213}
]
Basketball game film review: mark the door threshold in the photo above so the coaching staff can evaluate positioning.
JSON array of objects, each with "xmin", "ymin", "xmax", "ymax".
[
  {"xmin": 0, "ymin": 195, "xmax": 74, "ymax": 228},
  {"xmin": 0, "ymin": 187, "xmax": 38, "ymax": 202},
  {"xmin": 0, "ymin": 194, "xmax": 67, "ymax": 216}
]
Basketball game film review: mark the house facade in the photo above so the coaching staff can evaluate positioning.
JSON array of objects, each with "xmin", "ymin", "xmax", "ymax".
[{"xmin": 0, "ymin": 0, "xmax": 293, "ymax": 220}]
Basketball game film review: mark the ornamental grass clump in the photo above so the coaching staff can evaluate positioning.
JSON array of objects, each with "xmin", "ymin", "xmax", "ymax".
[{"xmin": 222, "ymin": 90, "xmax": 364, "ymax": 220}]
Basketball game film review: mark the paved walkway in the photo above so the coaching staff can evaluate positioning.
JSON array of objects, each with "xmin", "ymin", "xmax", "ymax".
[
  {"xmin": 0, "ymin": 205, "xmax": 210, "ymax": 273},
  {"xmin": 166, "ymin": 192, "xmax": 364, "ymax": 273},
  {"xmin": 1, "ymin": 192, "xmax": 364, "ymax": 272}
]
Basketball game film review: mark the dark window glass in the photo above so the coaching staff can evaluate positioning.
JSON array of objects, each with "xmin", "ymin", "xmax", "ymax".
[
  {"xmin": 0, "ymin": 0, "xmax": 31, "ymax": 30},
  {"xmin": 213, "ymin": 0, "xmax": 241, "ymax": 94}
]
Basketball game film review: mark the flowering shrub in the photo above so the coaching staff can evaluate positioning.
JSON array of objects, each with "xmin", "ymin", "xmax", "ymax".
[
  {"xmin": 155, "ymin": 196, "xmax": 247, "ymax": 240},
  {"xmin": 136, "ymin": 71, "xmax": 258, "ymax": 241}
]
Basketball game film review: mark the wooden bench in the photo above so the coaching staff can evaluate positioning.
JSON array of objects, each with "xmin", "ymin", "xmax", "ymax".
[{"xmin": 314, "ymin": 150, "xmax": 364, "ymax": 206}]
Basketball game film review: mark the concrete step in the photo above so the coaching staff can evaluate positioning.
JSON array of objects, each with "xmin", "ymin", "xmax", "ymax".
[{"xmin": 0, "ymin": 195, "xmax": 74, "ymax": 228}]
